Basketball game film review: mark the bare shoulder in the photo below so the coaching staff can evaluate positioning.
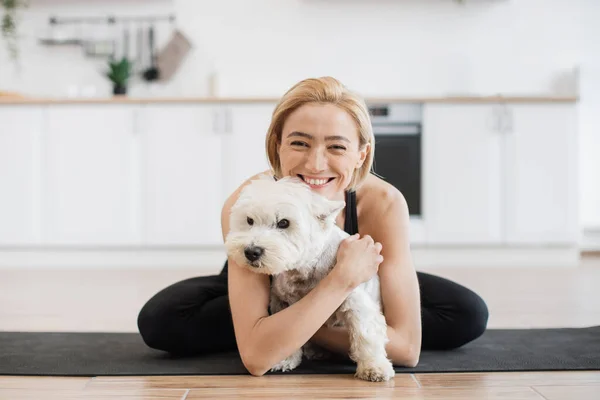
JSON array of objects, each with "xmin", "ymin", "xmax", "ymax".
[
  {"xmin": 357, "ymin": 174, "xmax": 410, "ymax": 218},
  {"xmin": 356, "ymin": 174, "xmax": 410, "ymax": 235}
]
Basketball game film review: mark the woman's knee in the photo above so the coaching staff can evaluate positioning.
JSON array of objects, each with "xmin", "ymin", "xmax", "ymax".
[
  {"xmin": 419, "ymin": 272, "xmax": 489, "ymax": 350},
  {"xmin": 137, "ymin": 275, "xmax": 229, "ymax": 353},
  {"xmin": 137, "ymin": 283, "xmax": 189, "ymax": 352},
  {"xmin": 457, "ymin": 289, "xmax": 489, "ymax": 346},
  {"xmin": 137, "ymin": 296, "xmax": 173, "ymax": 351}
]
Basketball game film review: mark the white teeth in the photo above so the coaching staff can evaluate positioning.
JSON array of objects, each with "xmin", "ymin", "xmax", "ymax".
[{"xmin": 304, "ymin": 177, "xmax": 328, "ymax": 186}]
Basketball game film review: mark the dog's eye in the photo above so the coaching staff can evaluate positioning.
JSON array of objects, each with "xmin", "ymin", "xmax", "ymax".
[
  {"xmin": 247, "ymin": 217, "xmax": 254, "ymax": 226},
  {"xmin": 277, "ymin": 219, "xmax": 290, "ymax": 229}
]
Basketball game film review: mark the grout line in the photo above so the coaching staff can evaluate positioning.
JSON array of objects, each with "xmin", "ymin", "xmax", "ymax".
[
  {"xmin": 181, "ymin": 389, "xmax": 190, "ymax": 400},
  {"xmin": 82, "ymin": 376, "xmax": 96, "ymax": 390},
  {"xmin": 529, "ymin": 386, "xmax": 549, "ymax": 400},
  {"xmin": 410, "ymin": 374, "xmax": 422, "ymax": 388}
]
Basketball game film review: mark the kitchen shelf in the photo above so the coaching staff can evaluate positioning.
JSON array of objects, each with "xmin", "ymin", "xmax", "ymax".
[{"xmin": 0, "ymin": 95, "xmax": 579, "ymax": 105}]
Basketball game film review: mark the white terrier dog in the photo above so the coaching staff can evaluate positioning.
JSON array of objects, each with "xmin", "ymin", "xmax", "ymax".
[{"xmin": 225, "ymin": 174, "xmax": 395, "ymax": 382}]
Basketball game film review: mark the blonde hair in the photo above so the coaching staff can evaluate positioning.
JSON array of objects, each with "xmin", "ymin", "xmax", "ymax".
[{"xmin": 265, "ymin": 76, "xmax": 374, "ymax": 191}]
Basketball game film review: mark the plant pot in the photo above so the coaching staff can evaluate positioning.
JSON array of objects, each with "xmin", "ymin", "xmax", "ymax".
[{"xmin": 113, "ymin": 84, "xmax": 127, "ymax": 96}]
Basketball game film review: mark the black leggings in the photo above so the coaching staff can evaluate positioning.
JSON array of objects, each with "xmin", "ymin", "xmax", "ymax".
[{"xmin": 137, "ymin": 264, "xmax": 489, "ymax": 355}]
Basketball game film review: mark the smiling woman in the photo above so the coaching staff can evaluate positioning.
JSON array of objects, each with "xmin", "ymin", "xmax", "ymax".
[{"xmin": 137, "ymin": 76, "xmax": 489, "ymax": 376}]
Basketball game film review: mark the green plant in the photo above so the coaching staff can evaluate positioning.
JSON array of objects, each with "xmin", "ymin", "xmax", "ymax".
[
  {"xmin": 1, "ymin": 0, "xmax": 28, "ymax": 61},
  {"xmin": 106, "ymin": 57, "xmax": 133, "ymax": 88}
]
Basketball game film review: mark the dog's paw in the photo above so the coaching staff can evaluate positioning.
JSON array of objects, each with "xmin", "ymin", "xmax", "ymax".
[
  {"xmin": 355, "ymin": 359, "xmax": 395, "ymax": 382},
  {"xmin": 302, "ymin": 343, "xmax": 332, "ymax": 361},
  {"xmin": 270, "ymin": 349, "xmax": 303, "ymax": 372}
]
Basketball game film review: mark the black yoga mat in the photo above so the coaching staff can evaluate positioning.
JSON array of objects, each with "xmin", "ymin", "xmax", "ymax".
[{"xmin": 1, "ymin": 326, "xmax": 599, "ymax": 376}]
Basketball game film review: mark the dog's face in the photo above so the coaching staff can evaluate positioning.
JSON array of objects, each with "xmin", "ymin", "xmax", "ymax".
[{"xmin": 225, "ymin": 175, "xmax": 345, "ymax": 275}]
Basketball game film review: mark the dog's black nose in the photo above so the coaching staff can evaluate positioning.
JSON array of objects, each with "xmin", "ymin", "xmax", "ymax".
[{"xmin": 244, "ymin": 246, "xmax": 264, "ymax": 262}]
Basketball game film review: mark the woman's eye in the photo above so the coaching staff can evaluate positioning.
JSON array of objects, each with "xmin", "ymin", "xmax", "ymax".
[
  {"xmin": 330, "ymin": 145, "xmax": 346, "ymax": 151},
  {"xmin": 247, "ymin": 217, "xmax": 254, "ymax": 225},
  {"xmin": 277, "ymin": 219, "xmax": 290, "ymax": 229},
  {"xmin": 291, "ymin": 141, "xmax": 308, "ymax": 147}
]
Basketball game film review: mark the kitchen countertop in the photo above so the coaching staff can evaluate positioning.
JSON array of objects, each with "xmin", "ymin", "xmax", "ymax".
[{"xmin": 0, "ymin": 95, "xmax": 579, "ymax": 105}]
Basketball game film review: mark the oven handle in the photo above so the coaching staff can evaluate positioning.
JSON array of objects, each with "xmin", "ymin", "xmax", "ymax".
[{"xmin": 372, "ymin": 123, "xmax": 421, "ymax": 136}]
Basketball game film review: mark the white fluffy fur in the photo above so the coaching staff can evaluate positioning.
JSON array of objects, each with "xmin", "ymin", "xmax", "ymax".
[{"xmin": 225, "ymin": 174, "xmax": 395, "ymax": 382}]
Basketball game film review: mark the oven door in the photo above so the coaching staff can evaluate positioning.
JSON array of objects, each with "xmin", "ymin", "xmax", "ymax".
[{"xmin": 372, "ymin": 123, "xmax": 421, "ymax": 216}]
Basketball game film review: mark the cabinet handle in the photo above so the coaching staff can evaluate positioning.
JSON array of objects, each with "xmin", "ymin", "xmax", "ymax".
[
  {"xmin": 491, "ymin": 104, "xmax": 513, "ymax": 134},
  {"xmin": 489, "ymin": 106, "xmax": 501, "ymax": 133},
  {"xmin": 132, "ymin": 106, "xmax": 140, "ymax": 135},
  {"xmin": 224, "ymin": 107, "xmax": 232, "ymax": 134},
  {"xmin": 212, "ymin": 108, "xmax": 232, "ymax": 134},
  {"xmin": 212, "ymin": 109, "xmax": 220, "ymax": 134},
  {"xmin": 498, "ymin": 104, "xmax": 513, "ymax": 134}
]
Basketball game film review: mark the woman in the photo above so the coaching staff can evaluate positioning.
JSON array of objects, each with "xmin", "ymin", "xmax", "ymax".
[{"xmin": 137, "ymin": 76, "xmax": 489, "ymax": 376}]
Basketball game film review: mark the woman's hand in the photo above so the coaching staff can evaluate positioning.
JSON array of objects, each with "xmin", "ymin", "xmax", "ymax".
[{"xmin": 332, "ymin": 234, "xmax": 384, "ymax": 290}]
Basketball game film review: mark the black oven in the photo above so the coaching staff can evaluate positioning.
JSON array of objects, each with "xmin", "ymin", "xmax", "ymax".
[{"xmin": 369, "ymin": 105, "xmax": 422, "ymax": 216}]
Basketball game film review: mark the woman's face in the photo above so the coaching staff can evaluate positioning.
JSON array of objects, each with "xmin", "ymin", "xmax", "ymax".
[{"xmin": 278, "ymin": 103, "xmax": 369, "ymax": 200}]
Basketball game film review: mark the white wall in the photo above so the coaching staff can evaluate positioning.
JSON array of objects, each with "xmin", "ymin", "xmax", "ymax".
[
  {"xmin": 579, "ymin": 1, "xmax": 600, "ymax": 231},
  {"xmin": 1, "ymin": 0, "xmax": 598, "ymax": 228},
  {"xmin": 0, "ymin": 0, "xmax": 589, "ymax": 98}
]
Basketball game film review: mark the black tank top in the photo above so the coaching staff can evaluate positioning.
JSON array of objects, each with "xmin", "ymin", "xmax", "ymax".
[
  {"xmin": 219, "ymin": 189, "xmax": 358, "ymax": 277},
  {"xmin": 344, "ymin": 190, "xmax": 359, "ymax": 235}
]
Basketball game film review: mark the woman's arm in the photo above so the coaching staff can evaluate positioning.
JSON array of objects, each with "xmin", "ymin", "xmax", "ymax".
[
  {"xmin": 311, "ymin": 187, "xmax": 422, "ymax": 367},
  {"xmin": 376, "ymin": 189, "xmax": 422, "ymax": 366},
  {"xmin": 222, "ymin": 175, "xmax": 355, "ymax": 376},
  {"xmin": 228, "ymin": 257, "xmax": 353, "ymax": 376}
]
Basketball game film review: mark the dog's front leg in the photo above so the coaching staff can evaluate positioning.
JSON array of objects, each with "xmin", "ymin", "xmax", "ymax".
[
  {"xmin": 338, "ymin": 290, "xmax": 395, "ymax": 382},
  {"xmin": 270, "ymin": 348, "xmax": 303, "ymax": 373}
]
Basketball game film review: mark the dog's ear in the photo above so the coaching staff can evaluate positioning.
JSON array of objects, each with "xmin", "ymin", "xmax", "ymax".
[{"xmin": 313, "ymin": 196, "xmax": 345, "ymax": 223}]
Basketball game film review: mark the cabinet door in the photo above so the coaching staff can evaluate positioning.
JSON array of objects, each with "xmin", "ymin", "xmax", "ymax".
[
  {"xmin": 504, "ymin": 104, "xmax": 578, "ymax": 245},
  {"xmin": 221, "ymin": 103, "xmax": 276, "ymax": 201},
  {"xmin": 422, "ymin": 104, "xmax": 503, "ymax": 244},
  {"xmin": 43, "ymin": 105, "xmax": 139, "ymax": 245},
  {"xmin": 0, "ymin": 106, "xmax": 43, "ymax": 245},
  {"xmin": 139, "ymin": 104, "xmax": 223, "ymax": 246}
]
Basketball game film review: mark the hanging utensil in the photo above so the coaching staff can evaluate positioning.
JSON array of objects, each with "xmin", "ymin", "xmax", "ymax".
[
  {"xmin": 142, "ymin": 25, "xmax": 160, "ymax": 82},
  {"xmin": 136, "ymin": 23, "xmax": 144, "ymax": 74},
  {"xmin": 122, "ymin": 24, "xmax": 130, "ymax": 60}
]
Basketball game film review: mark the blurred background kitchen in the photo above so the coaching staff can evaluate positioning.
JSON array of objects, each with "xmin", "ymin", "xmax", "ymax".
[{"xmin": 0, "ymin": 0, "xmax": 598, "ymax": 332}]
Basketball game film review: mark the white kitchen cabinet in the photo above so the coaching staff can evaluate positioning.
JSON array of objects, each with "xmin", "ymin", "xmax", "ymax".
[
  {"xmin": 42, "ymin": 105, "xmax": 139, "ymax": 245},
  {"xmin": 0, "ymin": 106, "xmax": 43, "ymax": 245},
  {"xmin": 220, "ymin": 103, "xmax": 277, "ymax": 201},
  {"xmin": 423, "ymin": 102, "xmax": 578, "ymax": 246},
  {"xmin": 504, "ymin": 104, "xmax": 578, "ymax": 245},
  {"xmin": 138, "ymin": 104, "xmax": 223, "ymax": 246},
  {"xmin": 422, "ymin": 104, "xmax": 504, "ymax": 244},
  {"xmin": 0, "ymin": 99, "xmax": 582, "ymax": 268}
]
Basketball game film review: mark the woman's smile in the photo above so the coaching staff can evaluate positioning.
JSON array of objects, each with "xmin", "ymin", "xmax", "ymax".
[{"xmin": 297, "ymin": 174, "xmax": 336, "ymax": 189}]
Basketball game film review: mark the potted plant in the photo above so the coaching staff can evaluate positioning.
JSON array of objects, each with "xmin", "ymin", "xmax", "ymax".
[
  {"xmin": 1, "ymin": 0, "xmax": 28, "ymax": 61},
  {"xmin": 106, "ymin": 57, "xmax": 133, "ymax": 96}
]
